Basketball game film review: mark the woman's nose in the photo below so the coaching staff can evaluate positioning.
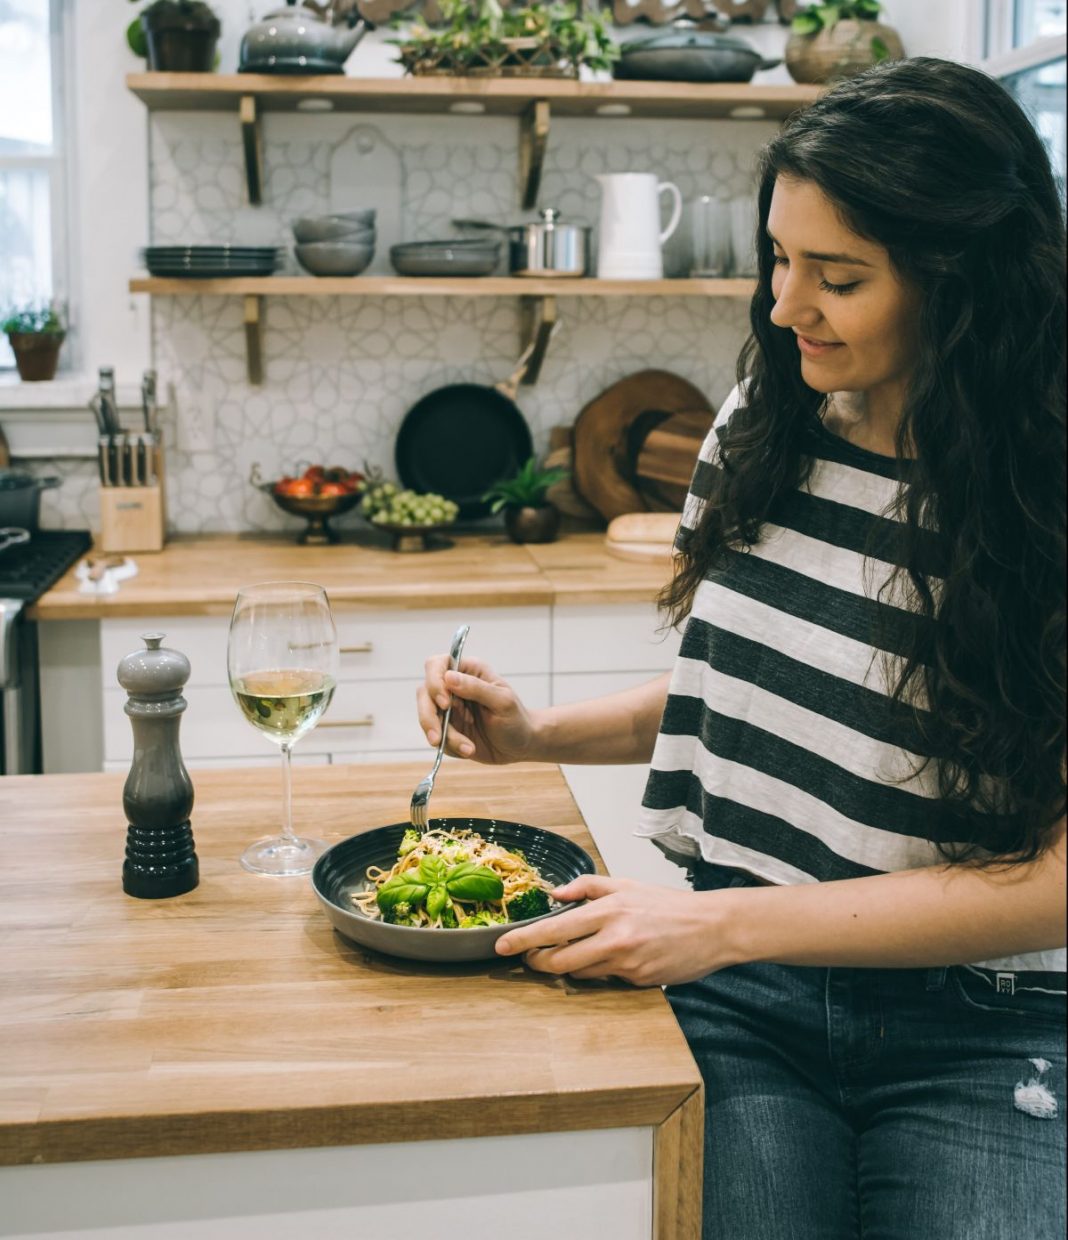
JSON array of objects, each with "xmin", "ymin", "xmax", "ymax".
[{"xmin": 770, "ymin": 271, "xmax": 822, "ymax": 332}]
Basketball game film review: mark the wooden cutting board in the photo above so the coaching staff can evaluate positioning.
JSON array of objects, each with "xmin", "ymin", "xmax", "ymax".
[
  {"xmin": 604, "ymin": 511, "xmax": 680, "ymax": 563},
  {"xmin": 571, "ymin": 370, "xmax": 712, "ymax": 522},
  {"xmin": 634, "ymin": 408, "xmax": 713, "ymax": 510}
]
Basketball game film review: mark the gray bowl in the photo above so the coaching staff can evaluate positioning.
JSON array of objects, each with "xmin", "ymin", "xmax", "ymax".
[
  {"xmin": 292, "ymin": 217, "xmax": 377, "ymax": 244},
  {"xmin": 312, "ymin": 817, "xmax": 596, "ymax": 962},
  {"xmin": 390, "ymin": 241, "xmax": 500, "ymax": 278},
  {"xmin": 295, "ymin": 239, "xmax": 375, "ymax": 276}
]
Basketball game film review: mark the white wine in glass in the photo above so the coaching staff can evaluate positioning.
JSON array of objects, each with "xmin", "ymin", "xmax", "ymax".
[{"xmin": 227, "ymin": 581, "xmax": 339, "ymax": 875}]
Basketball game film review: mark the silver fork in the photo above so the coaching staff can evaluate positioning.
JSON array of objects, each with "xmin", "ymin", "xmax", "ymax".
[{"xmin": 410, "ymin": 623, "xmax": 470, "ymax": 831}]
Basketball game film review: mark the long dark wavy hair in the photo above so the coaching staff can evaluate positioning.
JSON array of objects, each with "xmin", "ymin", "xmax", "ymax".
[{"xmin": 660, "ymin": 57, "xmax": 1066, "ymax": 864}]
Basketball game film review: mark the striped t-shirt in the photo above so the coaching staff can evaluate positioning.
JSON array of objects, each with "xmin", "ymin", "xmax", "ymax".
[{"xmin": 636, "ymin": 383, "xmax": 1065, "ymax": 976}]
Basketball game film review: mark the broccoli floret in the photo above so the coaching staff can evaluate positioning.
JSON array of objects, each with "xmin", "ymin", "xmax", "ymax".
[
  {"xmin": 383, "ymin": 901, "xmax": 421, "ymax": 927},
  {"xmin": 440, "ymin": 904, "xmax": 459, "ymax": 929},
  {"xmin": 458, "ymin": 910, "xmax": 507, "ymax": 928},
  {"xmin": 509, "ymin": 847, "xmax": 529, "ymax": 864},
  {"xmin": 505, "ymin": 888, "xmax": 551, "ymax": 922},
  {"xmin": 398, "ymin": 828, "xmax": 421, "ymax": 857}
]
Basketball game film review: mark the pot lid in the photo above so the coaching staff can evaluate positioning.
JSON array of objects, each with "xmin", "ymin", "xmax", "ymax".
[{"xmin": 620, "ymin": 30, "xmax": 761, "ymax": 56}]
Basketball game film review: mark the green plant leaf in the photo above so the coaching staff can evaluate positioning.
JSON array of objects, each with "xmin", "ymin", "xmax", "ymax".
[
  {"xmin": 816, "ymin": 5, "xmax": 841, "ymax": 32},
  {"xmin": 425, "ymin": 884, "xmax": 450, "ymax": 920},
  {"xmin": 126, "ymin": 16, "xmax": 147, "ymax": 57},
  {"xmin": 870, "ymin": 34, "xmax": 890, "ymax": 61},
  {"xmin": 376, "ymin": 875, "xmax": 429, "ymax": 911},
  {"xmin": 791, "ymin": 11, "xmax": 823, "ymax": 34},
  {"xmin": 446, "ymin": 863, "xmax": 504, "ymax": 902},
  {"xmin": 418, "ymin": 855, "xmax": 448, "ymax": 886}
]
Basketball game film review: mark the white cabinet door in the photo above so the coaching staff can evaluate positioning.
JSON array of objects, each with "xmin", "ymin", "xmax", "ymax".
[
  {"xmin": 100, "ymin": 608, "xmax": 550, "ymax": 689},
  {"xmin": 551, "ymin": 604, "xmax": 680, "ymax": 675}
]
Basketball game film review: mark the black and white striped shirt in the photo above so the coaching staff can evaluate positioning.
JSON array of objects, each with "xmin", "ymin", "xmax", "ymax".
[{"xmin": 637, "ymin": 383, "xmax": 1065, "ymax": 976}]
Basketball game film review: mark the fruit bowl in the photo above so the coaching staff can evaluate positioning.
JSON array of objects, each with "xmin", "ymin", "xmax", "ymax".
[
  {"xmin": 250, "ymin": 462, "xmax": 365, "ymax": 545},
  {"xmin": 362, "ymin": 515, "xmax": 457, "ymax": 553},
  {"xmin": 359, "ymin": 481, "xmax": 460, "ymax": 552}
]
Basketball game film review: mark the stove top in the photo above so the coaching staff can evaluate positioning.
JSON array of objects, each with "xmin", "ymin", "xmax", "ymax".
[{"xmin": 0, "ymin": 530, "xmax": 92, "ymax": 603}]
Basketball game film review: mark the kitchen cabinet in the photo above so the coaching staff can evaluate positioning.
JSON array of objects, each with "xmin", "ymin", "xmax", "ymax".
[{"xmin": 0, "ymin": 762, "xmax": 702, "ymax": 1240}]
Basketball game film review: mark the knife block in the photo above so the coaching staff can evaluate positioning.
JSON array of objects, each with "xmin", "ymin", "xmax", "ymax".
[{"xmin": 99, "ymin": 442, "xmax": 167, "ymax": 554}]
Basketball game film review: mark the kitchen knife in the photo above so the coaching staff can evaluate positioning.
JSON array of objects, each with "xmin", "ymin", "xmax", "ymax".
[{"xmin": 98, "ymin": 435, "xmax": 112, "ymax": 487}]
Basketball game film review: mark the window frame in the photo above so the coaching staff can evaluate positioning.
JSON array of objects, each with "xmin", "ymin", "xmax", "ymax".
[{"xmin": 0, "ymin": 0, "xmax": 76, "ymax": 374}]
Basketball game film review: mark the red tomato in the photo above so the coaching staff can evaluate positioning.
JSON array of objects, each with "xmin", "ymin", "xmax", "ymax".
[
  {"xmin": 318, "ymin": 481, "xmax": 348, "ymax": 498},
  {"xmin": 275, "ymin": 478, "xmax": 315, "ymax": 498},
  {"xmin": 303, "ymin": 465, "xmax": 326, "ymax": 483}
]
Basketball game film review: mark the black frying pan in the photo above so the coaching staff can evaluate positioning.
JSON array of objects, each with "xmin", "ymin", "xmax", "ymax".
[{"xmin": 395, "ymin": 322, "xmax": 555, "ymax": 520}]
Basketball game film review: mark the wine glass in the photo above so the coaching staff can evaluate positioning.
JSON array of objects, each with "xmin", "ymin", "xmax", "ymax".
[{"xmin": 227, "ymin": 581, "xmax": 339, "ymax": 875}]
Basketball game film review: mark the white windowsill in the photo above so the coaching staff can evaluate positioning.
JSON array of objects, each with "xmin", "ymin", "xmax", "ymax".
[{"xmin": 0, "ymin": 374, "xmax": 165, "ymax": 460}]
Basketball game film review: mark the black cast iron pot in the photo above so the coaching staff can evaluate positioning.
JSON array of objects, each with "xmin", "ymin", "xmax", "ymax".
[{"xmin": 0, "ymin": 472, "xmax": 61, "ymax": 530}]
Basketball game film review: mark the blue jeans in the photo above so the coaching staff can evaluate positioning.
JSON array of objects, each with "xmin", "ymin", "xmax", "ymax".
[{"xmin": 666, "ymin": 862, "xmax": 1067, "ymax": 1240}]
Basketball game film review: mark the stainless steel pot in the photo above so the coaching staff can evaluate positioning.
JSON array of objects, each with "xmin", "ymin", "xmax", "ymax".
[
  {"xmin": 0, "ymin": 472, "xmax": 60, "ymax": 530},
  {"xmin": 455, "ymin": 209, "xmax": 590, "ymax": 278}
]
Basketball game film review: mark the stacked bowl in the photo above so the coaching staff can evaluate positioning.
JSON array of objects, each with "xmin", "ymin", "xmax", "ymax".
[{"xmin": 292, "ymin": 210, "xmax": 376, "ymax": 276}]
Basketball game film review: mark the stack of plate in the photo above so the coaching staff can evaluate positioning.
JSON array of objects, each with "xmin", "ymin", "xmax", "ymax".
[{"xmin": 142, "ymin": 246, "xmax": 281, "ymax": 279}]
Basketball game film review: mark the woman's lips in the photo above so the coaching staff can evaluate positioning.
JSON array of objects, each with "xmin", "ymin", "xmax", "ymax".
[{"xmin": 796, "ymin": 334, "xmax": 845, "ymax": 358}]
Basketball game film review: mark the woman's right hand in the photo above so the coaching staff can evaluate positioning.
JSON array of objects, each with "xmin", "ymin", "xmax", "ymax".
[{"xmin": 417, "ymin": 654, "xmax": 538, "ymax": 765}]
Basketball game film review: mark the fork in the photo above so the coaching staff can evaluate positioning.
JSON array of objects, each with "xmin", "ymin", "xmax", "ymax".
[{"xmin": 410, "ymin": 623, "xmax": 470, "ymax": 831}]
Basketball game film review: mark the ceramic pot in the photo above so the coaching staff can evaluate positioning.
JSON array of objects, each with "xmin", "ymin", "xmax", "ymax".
[
  {"xmin": 141, "ymin": 4, "xmax": 220, "ymax": 72},
  {"xmin": 785, "ymin": 19, "xmax": 904, "ymax": 84},
  {"xmin": 504, "ymin": 505, "xmax": 560, "ymax": 545},
  {"xmin": 7, "ymin": 332, "xmax": 64, "ymax": 382}
]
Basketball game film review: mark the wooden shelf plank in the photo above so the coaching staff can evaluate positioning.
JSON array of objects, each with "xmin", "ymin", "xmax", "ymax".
[
  {"xmin": 129, "ymin": 275, "xmax": 757, "ymax": 297},
  {"xmin": 127, "ymin": 72, "xmax": 821, "ymax": 120}
]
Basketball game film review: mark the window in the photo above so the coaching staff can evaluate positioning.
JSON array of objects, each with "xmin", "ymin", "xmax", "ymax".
[
  {"xmin": 982, "ymin": 1, "xmax": 1067, "ymax": 205},
  {"xmin": 0, "ymin": 0, "xmax": 70, "ymax": 372}
]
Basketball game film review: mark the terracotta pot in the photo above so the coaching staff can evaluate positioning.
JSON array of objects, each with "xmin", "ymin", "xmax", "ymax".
[
  {"xmin": 7, "ymin": 332, "xmax": 65, "ymax": 382},
  {"xmin": 785, "ymin": 19, "xmax": 904, "ymax": 84},
  {"xmin": 504, "ymin": 504, "xmax": 560, "ymax": 544}
]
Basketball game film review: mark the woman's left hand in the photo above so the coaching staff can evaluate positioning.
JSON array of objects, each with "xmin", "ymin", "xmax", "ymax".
[{"xmin": 495, "ymin": 874, "xmax": 731, "ymax": 987}]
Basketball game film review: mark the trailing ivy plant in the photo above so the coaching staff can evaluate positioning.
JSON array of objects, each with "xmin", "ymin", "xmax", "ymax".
[{"xmin": 791, "ymin": 1, "xmax": 892, "ymax": 62}]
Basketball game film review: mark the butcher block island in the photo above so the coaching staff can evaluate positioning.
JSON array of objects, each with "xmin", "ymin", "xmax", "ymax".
[{"xmin": 0, "ymin": 761, "xmax": 702, "ymax": 1240}]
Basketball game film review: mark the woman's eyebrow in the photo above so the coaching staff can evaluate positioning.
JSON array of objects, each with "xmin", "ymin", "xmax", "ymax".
[{"xmin": 766, "ymin": 229, "xmax": 874, "ymax": 268}]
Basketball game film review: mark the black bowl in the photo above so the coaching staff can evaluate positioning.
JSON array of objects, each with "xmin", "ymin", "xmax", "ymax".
[{"xmin": 312, "ymin": 818, "xmax": 596, "ymax": 962}]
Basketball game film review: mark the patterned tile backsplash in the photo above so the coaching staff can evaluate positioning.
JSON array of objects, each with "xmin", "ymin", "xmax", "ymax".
[{"xmin": 39, "ymin": 109, "xmax": 776, "ymax": 534}]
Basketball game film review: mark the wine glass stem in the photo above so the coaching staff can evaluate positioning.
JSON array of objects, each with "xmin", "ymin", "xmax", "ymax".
[{"xmin": 280, "ymin": 741, "xmax": 296, "ymax": 843}]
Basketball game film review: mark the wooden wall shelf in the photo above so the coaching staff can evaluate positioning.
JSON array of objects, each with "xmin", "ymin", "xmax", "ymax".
[
  {"xmin": 129, "ymin": 276, "xmax": 756, "ymax": 297},
  {"xmin": 127, "ymin": 72, "xmax": 819, "ymax": 208},
  {"xmin": 129, "ymin": 276, "xmax": 756, "ymax": 386},
  {"xmin": 127, "ymin": 73, "xmax": 820, "ymax": 119}
]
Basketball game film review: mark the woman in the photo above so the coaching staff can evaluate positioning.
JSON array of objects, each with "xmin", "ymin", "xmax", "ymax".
[{"xmin": 417, "ymin": 58, "xmax": 1066, "ymax": 1238}]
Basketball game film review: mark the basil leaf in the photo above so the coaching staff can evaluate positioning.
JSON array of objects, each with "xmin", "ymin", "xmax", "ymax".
[
  {"xmin": 419, "ymin": 855, "xmax": 448, "ymax": 886},
  {"xmin": 426, "ymin": 884, "xmax": 450, "ymax": 920},
  {"xmin": 447, "ymin": 866, "xmax": 504, "ymax": 902},
  {"xmin": 376, "ymin": 876, "xmax": 429, "ymax": 911}
]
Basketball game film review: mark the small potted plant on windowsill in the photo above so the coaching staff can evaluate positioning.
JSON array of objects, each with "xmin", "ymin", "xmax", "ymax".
[
  {"xmin": 785, "ymin": 0, "xmax": 904, "ymax": 84},
  {"xmin": 2, "ymin": 305, "xmax": 66, "ymax": 382},
  {"xmin": 126, "ymin": 0, "xmax": 222, "ymax": 73},
  {"xmin": 483, "ymin": 456, "xmax": 569, "ymax": 544}
]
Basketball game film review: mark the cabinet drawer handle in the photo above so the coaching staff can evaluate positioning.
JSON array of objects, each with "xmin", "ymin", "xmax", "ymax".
[
  {"xmin": 318, "ymin": 715, "xmax": 375, "ymax": 729},
  {"xmin": 340, "ymin": 642, "xmax": 374, "ymax": 654}
]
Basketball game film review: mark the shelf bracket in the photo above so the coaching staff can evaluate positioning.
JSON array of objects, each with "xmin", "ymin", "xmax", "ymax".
[
  {"xmin": 518, "ymin": 294, "xmax": 557, "ymax": 386},
  {"xmin": 518, "ymin": 99, "xmax": 550, "ymax": 211},
  {"xmin": 239, "ymin": 95, "xmax": 263, "ymax": 206},
  {"xmin": 243, "ymin": 295, "xmax": 264, "ymax": 385}
]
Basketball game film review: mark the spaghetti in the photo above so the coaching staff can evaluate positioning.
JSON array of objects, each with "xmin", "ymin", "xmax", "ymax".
[{"xmin": 352, "ymin": 827, "xmax": 553, "ymax": 929}]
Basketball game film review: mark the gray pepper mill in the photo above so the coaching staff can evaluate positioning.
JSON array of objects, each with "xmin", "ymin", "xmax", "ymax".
[{"xmin": 117, "ymin": 633, "xmax": 198, "ymax": 899}]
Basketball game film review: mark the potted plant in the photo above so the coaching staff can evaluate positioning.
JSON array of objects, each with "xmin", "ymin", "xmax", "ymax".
[
  {"xmin": 392, "ymin": 0, "xmax": 617, "ymax": 79},
  {"xmin": 125, "ymin": 0, "xmax": 221, "ymax": 72},
  {"xmin": 784, "ymin": 1, "xmax": 904, "ymax": 84},
  {"xmin": 483, "ymin": 456, "xmax": 569, "ymax": 544},
  {"xmin": 2, "ymin": 305, "xmax": 66, "ymax": 382}
]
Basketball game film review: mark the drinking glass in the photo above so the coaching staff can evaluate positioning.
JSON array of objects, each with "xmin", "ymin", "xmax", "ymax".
[
  {"xmin": 227, "ymin": 581, "xmax": 339, "ymax": 875},
  {"xmin": 688, "ymin": 195, "xmax": 732, "ymax": 277}
]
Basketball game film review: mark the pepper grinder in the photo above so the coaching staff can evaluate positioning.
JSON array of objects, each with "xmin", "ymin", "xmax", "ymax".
[{"xmin": 117, "ymin": 633, "xmax": 198, "ymax": 899}]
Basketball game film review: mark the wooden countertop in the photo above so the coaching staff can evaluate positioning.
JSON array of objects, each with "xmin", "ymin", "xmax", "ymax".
[
  {"xmin": 0, "ymin": 762, "xmax": 700, "ymax": 1167},
  {"xmin": 28, "ymin": 531, "xmax": 673, "ymax": 620}
]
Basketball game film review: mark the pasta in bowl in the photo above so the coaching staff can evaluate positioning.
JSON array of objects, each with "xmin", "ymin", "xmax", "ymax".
[{"xmin": 312, "ymin": 817, "xmax": 596, "ymax": 962}]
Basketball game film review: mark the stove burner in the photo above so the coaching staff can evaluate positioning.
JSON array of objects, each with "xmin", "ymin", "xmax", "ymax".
[{"xmin": 0, "ymin": 530, "xmax": 92, "ymax": 602}]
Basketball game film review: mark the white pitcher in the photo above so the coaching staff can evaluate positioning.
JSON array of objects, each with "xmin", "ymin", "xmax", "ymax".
[{"xmin": 595, "ymin": 173, "xmax": 683, "ymax": 280}]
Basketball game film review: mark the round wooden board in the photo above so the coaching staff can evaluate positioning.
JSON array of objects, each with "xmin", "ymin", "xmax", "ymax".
[{"xmin": 571, "ymin": 370, "xmax": 712, "ymax": 522}]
